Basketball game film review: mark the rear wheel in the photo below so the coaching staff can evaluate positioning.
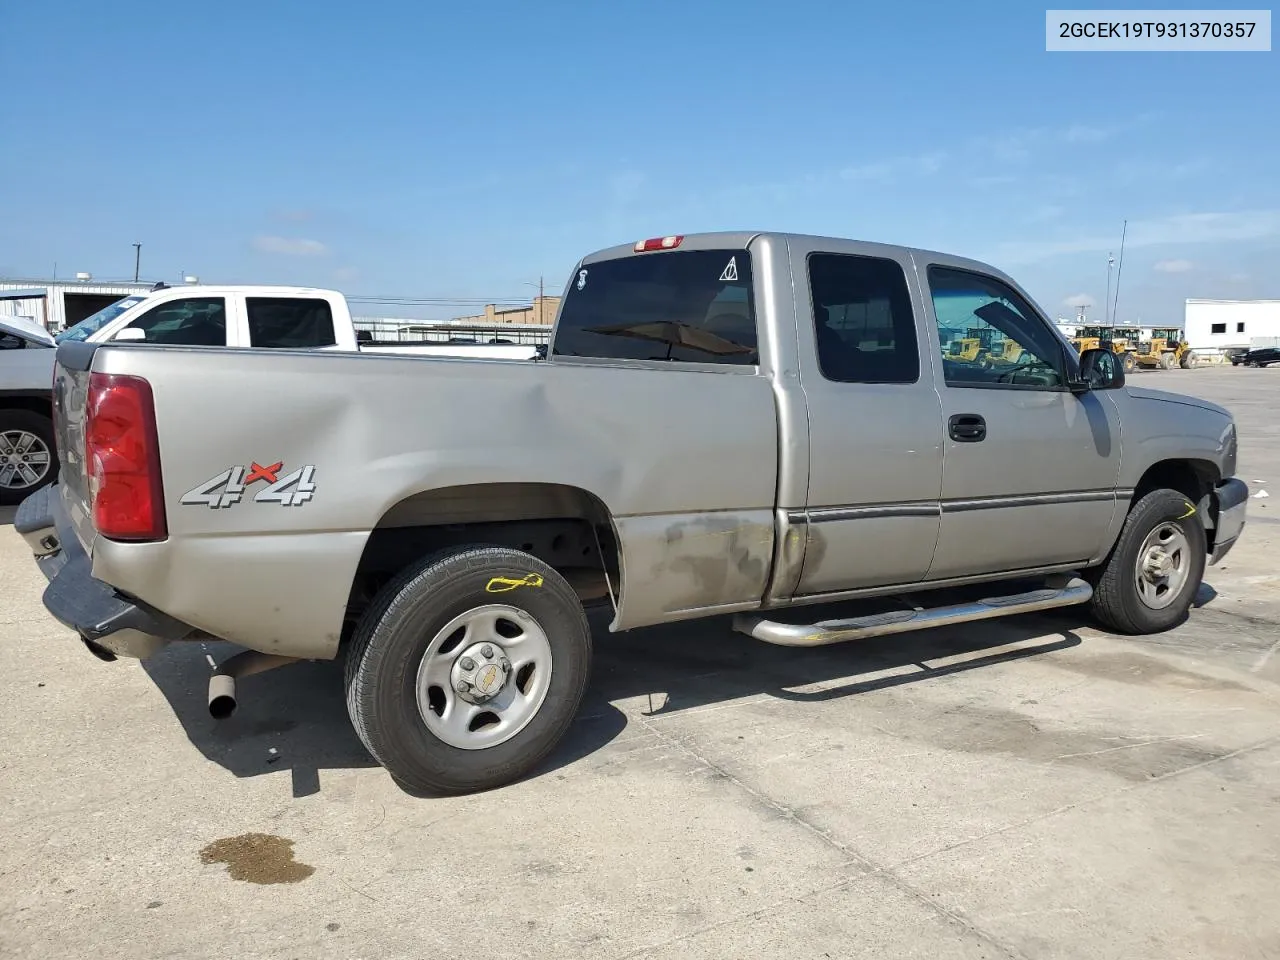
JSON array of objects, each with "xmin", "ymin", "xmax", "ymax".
[
  {"xmin": 1122, "ymin": 352, "xmax": 1137, "ymax": 374},
  {"xmin": 1087, "ymin": 488, "xmax": 1206, "ymax": 635},
  {"xmin": 344, "ymin": 545, "xmax": 592, "ymax": 796},
  {"xmin": 0, "ymin": 410, "xmax": 58, "ymax": 506}
]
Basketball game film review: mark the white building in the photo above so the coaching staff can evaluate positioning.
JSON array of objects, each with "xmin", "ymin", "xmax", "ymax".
[
  {"xmin": 1184, "ymin": 299, "xmax": 1280, "ymax": 356},
  {"xmin": 0, "ymin": 277, "xmax": 160, "ymax": 334}
]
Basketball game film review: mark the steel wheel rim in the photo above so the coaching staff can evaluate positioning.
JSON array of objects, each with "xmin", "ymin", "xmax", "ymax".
[
  {"xmin": 414, "ymin": 603, "xmax": 553, "ymax": 751},
  {"xmin": 1134, "ymin": 522, "xmax": 1191, "ymax": 610},
  {"xmin": 0, "ymin": 430, "xmax": 52, "ymax": 491}
]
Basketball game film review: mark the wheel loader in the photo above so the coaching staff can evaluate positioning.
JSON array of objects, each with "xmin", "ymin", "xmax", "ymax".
[
  {"xmin": 1071, "ymin": 325, "xmax": 1136, "ymax": 373},
  {"xmin": 1151, "ymin": 327, "xmax": 1198, "ymax": 369},
  {"xmin": 1109, "ymin": 326, "xmax": 1143, "ymax": 373},
  {"xmin": 947, "ymin": 327, "xmax": 995, "ymax": 364}
]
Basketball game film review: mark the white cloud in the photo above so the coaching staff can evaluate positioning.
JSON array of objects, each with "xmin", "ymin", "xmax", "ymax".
[
  {"xmin": 839, "ymin": 152, "xmax": 947, "ymax": 183},
  {"xmin": 1154, "ymin": 258, "xmax": 1194, "ymax": 273},
  {"xmin": 253, "ymin": 235, "xmax": 329, "ymax": 257},
  {"xmin": 1064, "ymin": 293, "xmax": 1095, "ymax": 309},
  {"xmin": 333, "ymin": 266, "xmax": 360, "ymax": 282},
  {"xmin": 1063, "ymin": 124, "xmax": 1110, "ymax": 143},
  {"xmin": 1030, "ymin": 204, "xmax": 1066, "ymax": 222},
  {"xmin": 991, "ymin": 209, "xmax": 1280, "ymax": 264}
]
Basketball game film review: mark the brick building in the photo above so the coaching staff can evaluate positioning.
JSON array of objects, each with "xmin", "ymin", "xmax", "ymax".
[{"xmin": 453, "ymin": 295, "xmax": 560, "ymax": 326}]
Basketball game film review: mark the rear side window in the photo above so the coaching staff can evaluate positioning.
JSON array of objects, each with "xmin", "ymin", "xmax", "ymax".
[
  {"xmin": 807, "ymin": 253, "xmax": 919, "ymax": 383},
  {"xmin": 552, "ymin": 250, "xmax": 758, "ymax": 364},
  {"xmin": 125, "ymin": 297, "xmax": 226, "ymax": 346},
  {"xmin": 247, "ymin": 297, "xmax": 336, "ymax": 348}
]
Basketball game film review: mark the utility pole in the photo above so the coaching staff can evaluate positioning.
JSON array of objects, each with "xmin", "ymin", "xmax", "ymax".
[{"xmin": 133, "ymin": 242, "xmax": 142, "ymax": 282}]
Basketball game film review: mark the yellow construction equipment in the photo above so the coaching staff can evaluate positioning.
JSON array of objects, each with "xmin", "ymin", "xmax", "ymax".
[
  {"xmin": 947, "ymin": 337, "xmax": 984, "ymax": 363},
  {"xmin": 1070, "ymin": 325, "xmax": 1135, "ymax": 372},
  {"xmin": 983, "ymin": 339, "xmax": 1025, "ymax": 368},
  {"xmin": 1151, "ymin": 327, "xmax": 1198, "ymax": 369},
  {"xmin": 947, "ymin": 327, "xmax": 994, "ymax": 364}
]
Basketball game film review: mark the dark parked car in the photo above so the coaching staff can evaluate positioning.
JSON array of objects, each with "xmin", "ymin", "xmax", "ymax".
[{"xmin": 1231, "ymin": 347, "xmax": 1280, "ymax": 367}]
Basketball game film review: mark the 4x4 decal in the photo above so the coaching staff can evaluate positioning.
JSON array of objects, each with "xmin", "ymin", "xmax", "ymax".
[{"xmin": 181, "ymin": 461, "xmax": 317, "ymax": 509}]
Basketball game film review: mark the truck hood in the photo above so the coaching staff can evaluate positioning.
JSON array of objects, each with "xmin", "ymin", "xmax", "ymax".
[
  {"xmin": 0, "ymin": 316, "xmax": 55, "ymax": 346},
  {"xmin": 1125, "ymin": 384, "xmax": 1230, "ymax": 419}
]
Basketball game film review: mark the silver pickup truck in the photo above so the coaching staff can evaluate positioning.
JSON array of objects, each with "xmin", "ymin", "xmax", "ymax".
[{"xmin": 17, "ymin": 231, "xmax": 1249, "ymax": 796}]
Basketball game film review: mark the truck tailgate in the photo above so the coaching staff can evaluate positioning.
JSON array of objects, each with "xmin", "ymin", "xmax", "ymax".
[{"xmin": 51, "ymin": 341, "xmax": 102, "ymax": 551}]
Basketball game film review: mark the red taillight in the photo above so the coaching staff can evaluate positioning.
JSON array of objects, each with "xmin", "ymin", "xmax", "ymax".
[
  {"xmin": 633, "ymin": 235, "xmax": 684, "ymax": 252},
  {"xmin": 84, "ymin": 372, "xmax": 166, "ymax": 541}
]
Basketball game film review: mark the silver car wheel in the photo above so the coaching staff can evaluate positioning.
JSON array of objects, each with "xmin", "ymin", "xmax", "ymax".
[
  {"xmin": 1134, "ymin": 522, "xmax": 1190, "ymax": 610},
  {"xmin": 0, "ymin": 430, "xmax": 52, "ymax": 492},
  {"xmin": 414, "ymin": 603, "xmax": 554, "ymax": 751}
]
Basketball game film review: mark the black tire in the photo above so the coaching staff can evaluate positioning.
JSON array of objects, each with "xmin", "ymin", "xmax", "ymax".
[
  {"xmin": 344, "ymin": 545, "xmax": 592, "ymax": 796},
  {"xmin": 1159, "ymin": 353, "xmax": 1174, "ymax": 370},
  {"xmin": 1087, "ymin": 488, "xmax": 1207, "ymax": 635},
  {"xmin": 1180, "ymin": 351, "xmax": 1197, "ymax": 369},
  {"xmin": 0, "ymin": 408, "xmax": 59, "ymax": 506},
  {"xmin": 1122, "ymin": 353, "xmax": 1137, "ymax": 374}
]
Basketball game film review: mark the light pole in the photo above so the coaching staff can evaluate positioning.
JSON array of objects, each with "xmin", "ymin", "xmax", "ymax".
[
  {"xmin": 520, "ymin": 277, "xmax": 547, "ymax": 324},
  {"xmin": 1105, "ymin": 253, "xmax": 1115, "ymax": 326}
]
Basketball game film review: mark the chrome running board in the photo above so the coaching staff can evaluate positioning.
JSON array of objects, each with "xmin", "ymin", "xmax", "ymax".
[{"xmin": 734, "ymin": 577, "xmax": 1093, "ymax": 647}]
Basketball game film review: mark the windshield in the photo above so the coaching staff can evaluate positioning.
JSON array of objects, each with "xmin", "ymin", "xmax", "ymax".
[{"xmin": 55, "ymin": 296, "xmax": 148, "ymax": 343}]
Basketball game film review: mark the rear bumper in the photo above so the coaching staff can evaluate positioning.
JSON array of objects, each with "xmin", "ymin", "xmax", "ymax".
[
  {"xmin": 1209, "ymin": 478, "xmax": 1249, "ymax": 565},
  {"xmin": 16, "ymin": 484, "xmax": 197, "ymax": 660}
]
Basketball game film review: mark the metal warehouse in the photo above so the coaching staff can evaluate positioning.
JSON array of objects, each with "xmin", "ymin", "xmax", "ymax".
[
  {"xmin": 0, "ymin": 277, "xmax": 158, "ymax": 334},
  {"xmin": 1184, "ymin": 299, "xmax": 1280, "ymax": 356}
]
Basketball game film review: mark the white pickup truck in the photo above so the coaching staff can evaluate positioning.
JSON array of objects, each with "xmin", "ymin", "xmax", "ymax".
[
  {"xmin": 56, "ymin": 284, "xmax": 540, "ymax": 359},
  {"xmin": 0, "ymin": 284, "xmax": 539, "ymax": 504}
]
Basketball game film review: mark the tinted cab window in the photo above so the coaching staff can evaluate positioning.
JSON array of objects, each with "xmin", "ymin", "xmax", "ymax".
[
  {"xmin": 808, "ymin": 253, "xmax": 918, "ymax": 383},
  {"xmin": 247, "ymin": 297, "xmax": 336, "ymax": 348},
  {"xmin": 552, "ymin": 249, "xmax": 757, "ymax": 364},
  {"xmin": 124, "ymin": 297, "xmax": 227, "ymax": 346}
]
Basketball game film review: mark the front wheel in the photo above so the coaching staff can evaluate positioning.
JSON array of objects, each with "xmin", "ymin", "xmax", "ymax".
[
  {"xmin": 345, "ymin": 545, "xmax": 592, "ymax": 796},
  {"xmin": 1122, "ymin": 353, "xmax": 1137, "ymax": 374},
  {"xmin": 1087, "ymin": 488, "xmax": 1207, "ymax": 635}
]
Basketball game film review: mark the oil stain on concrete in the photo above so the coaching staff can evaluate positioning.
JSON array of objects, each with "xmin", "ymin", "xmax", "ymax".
[{"xmin": 199, "ymin": 833, "xmax": 315, "ymax": 884}]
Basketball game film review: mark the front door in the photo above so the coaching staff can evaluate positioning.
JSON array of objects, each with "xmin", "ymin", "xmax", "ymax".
[
  {"xmin": 791, "ymin": 243, "xmax": 945, "ymax": 596},
  {"xmin": 921, "ymin": 262, "xmax": 1123, "ymax": 580}
]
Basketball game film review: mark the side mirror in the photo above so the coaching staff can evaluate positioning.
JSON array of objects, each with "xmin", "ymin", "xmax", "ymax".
[
  {"xmin": 1073, "ymin": 347, "xmax": 1125, "ymax": 393},
  {"xmin": 113, "ymin": 327, "xmax": 146, "ymax": 342}
]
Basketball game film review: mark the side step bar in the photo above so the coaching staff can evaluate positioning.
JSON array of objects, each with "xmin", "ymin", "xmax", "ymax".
[{"xmin": 734, "ymin": 577, "xmax": 1093, "ymax": 647}]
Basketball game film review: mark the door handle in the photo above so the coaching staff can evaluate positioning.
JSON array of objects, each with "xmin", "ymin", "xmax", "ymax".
[{"xmin": 948, "ymin": 414, "xmax": 986, "ymax": 442}]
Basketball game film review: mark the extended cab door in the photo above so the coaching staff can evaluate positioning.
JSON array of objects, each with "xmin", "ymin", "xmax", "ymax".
[
  {"xmin": 788, "ymin": 240, "xmax": 945, "ymax": 596},
  {"xmin": 919, "ymin": 259, "xmax": 1123, "ymax": 579},
  {"xmin": 243, "ymin": 294, "xmax": 345, "ymax": 350}
]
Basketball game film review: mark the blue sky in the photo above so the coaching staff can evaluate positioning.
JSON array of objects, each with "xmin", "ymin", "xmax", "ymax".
[{"xmin": 1, "ymin": 0, "xmax": 1276, "ymax": 322}]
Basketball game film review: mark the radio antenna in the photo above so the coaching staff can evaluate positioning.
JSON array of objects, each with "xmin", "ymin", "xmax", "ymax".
[{"xmin": 1112, "ymin": 220, "xmax": 1128, "ymax": 325}]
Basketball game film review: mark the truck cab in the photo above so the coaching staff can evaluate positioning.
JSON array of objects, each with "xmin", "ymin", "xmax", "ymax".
[{"xmin": 57, "ymin": 286, "xmax": 356, "ymax": 351}]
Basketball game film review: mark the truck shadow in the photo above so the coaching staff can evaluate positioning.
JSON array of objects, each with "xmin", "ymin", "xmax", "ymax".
[{"xmin": 138, "ymin": 605, "xmax": 1085, "ymax": 799}]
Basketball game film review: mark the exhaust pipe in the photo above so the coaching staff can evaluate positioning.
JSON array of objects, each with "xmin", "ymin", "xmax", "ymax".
[{"xmin": 208, "ymin": 652, "xmax": 300, "ymax": 719}]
